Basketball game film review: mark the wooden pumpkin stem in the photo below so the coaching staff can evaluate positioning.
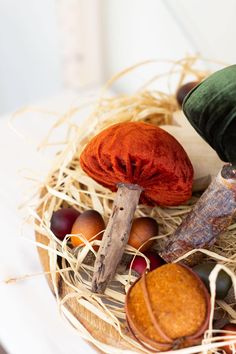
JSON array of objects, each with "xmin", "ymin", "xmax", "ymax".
[
  {"xmin": 92, "ymin": 183, "xmax": 143, "ymax": 293},
  {"xmin": 160, "ymin": 164, "xmax": 236, "ymax": 265}
]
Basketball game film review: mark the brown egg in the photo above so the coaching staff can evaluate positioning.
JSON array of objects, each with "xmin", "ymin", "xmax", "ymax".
[
  {"xmin": 220, "ymin": 323, "xmax": 236, "ymax": 354},
  {"xmin": 71, "ymin": 210, "xmax": 105, "ymax": 248},
  {"xmin": 128, "ymin": 217, "xmax": 158, "ymax": 252}
]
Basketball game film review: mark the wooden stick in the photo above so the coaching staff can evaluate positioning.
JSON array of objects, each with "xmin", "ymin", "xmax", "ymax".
[
  {"xmin": 160, "ymin": 164, "xmax": 236, "ymax": 265},
  {"xmin": 92, "ymin": 183, "xmax": 143, "ymax": 293}
]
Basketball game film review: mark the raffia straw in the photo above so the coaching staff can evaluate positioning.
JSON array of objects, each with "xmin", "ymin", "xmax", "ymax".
[{"xmin": 19, "ymin": 56, "xmax": 236, "ymax": 353}]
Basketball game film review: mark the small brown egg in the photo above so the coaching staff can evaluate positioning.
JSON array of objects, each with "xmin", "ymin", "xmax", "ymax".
[
  {"xmin": 128, "ymin": 217, "xmax": 158, "ymax": 252},
  {"xmin": 71, "ymin": 210, "xmax": 105, "ymax": 248}
]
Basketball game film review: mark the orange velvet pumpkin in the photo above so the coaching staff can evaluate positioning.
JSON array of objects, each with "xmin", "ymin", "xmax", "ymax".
[{"xmin": 80, "ymin": 122, "xmax": 193, "ymax": 206}]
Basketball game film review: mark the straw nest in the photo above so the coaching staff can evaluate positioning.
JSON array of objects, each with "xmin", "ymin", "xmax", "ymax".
[{"xmin": 32, "ymin": 57, "xmax": 236, "ymax": 354}]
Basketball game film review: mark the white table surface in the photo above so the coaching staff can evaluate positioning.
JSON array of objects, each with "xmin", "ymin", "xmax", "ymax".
[{"xmin": 0, "ymin": 92, "xmax": 97, "ymax": 354}]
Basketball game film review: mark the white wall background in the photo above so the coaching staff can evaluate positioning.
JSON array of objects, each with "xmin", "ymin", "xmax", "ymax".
[
  {"xmin": 0, "ymin": 0, "xmax": 62, "ymax": 114},
  {"xmin": 0, "ymin": 0, "xmax": 236, "ymax": 114},
  {"xmin": 102, "ymin": 0, "xmax": 236, "ymax": 92}
]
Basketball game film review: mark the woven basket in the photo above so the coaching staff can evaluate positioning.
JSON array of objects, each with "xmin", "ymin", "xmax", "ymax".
[{"xmin": 36, "ymin": 198, "xmax": 139, "ymax": 354}]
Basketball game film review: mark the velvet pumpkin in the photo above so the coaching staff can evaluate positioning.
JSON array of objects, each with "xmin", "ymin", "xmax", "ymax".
[
  {"xmin": 80, "ymin": 121, "xmax": 193, "ymax": 293},
  {"xmin": 80, "ymin": 121, "xmax": 193, "ymax": 206},
  {"xmin": 183, "ymin": 65, "xmax": 236, "ymax": 163}
]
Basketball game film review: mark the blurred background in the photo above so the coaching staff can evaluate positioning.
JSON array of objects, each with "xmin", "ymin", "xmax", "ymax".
[{"xmin": 0, "ymin": 0, "xmax": 236, "ymax": 115}]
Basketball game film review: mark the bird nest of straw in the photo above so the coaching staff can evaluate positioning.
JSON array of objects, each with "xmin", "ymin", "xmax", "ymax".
[{"xmin": 32, "ymin": 57, "xmax": 236, "ymax": 354}]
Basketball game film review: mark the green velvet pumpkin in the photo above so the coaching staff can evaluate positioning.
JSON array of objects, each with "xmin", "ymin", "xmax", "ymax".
[{"xmin": 183, "ymin": 65, "xmax": 236, "ymax": 163}]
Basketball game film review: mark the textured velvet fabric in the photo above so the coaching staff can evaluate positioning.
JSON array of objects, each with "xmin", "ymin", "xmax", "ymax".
[
  {"xmin": 183, "ymin": 65, "xmax": 236, "ymax": 163},
  {"xmin": 80, "ymin": 122, "xmax": 193, "ymax": 206}
]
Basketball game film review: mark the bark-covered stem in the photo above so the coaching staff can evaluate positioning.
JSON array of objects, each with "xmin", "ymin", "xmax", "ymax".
[
  {"xmin": 160, "ymin": 165, "xmax": 236, "ymax": 265},
  {"xmin": 92, "ymin": 183, "xmax": 143, "ymax": 293}
]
